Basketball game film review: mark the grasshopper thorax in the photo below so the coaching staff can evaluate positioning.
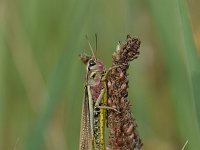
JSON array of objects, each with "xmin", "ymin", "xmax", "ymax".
[
  {"xmin": 79, "ymin": 53, "xmax": 105, "ymax": 89},
  {"xmin": 87, "ymin": 58, "xmax": 105, "ymax": 102},
  {"xmin": 86, "ymin": 58, "xmax": 105, "ymax": 86}
]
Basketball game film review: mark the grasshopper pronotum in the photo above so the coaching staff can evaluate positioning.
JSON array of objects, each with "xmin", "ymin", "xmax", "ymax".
[{"xmin": 79, "ymin": 35, "xmax": 119, "ymax": 150}]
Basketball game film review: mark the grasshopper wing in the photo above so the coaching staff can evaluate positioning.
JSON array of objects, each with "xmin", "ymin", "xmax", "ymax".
[{"xmin": 79, "ymin": 87, "xmax": 92, "ymax": 150}]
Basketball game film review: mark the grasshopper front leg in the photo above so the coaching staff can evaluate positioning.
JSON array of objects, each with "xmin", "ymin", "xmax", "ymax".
[
  {"xmin": 102, "ymin": 65, "xmax": 124, "ymax": 82},
  {"xmin": 94, "ymin": 87, "xmax": 118, "ymax": 112},
  {"xmin": 94, "ymin": 86, "xmax": 120, "ymax": 113},
  {"xmin": 95, "ymin": 65, "xmax": 125, "ymax": 112}
]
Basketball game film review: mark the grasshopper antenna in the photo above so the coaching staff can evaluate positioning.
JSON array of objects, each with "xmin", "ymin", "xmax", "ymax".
[{"xmin": 85, "ymin": 35, "xmax": 96, "ymax": 59}]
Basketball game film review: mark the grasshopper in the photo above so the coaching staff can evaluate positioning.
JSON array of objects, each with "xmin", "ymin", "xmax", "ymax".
[{"xmin": 79, "ymin": 35, "xmax": 119, "ymax": 150}]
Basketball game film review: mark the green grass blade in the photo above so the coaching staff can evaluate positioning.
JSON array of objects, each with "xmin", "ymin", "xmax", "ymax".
[
  {"xmin": 177, "ymin": 0, "xmax": 200, "ymax": 129},
  {"xmin": 146, "ymin": 0, "xmax": 200, "ymax": 149},
  {"xmin": 25, "ymin": 1, "xmax": 90, "ymax": 150},
  {"xmin": 0, "ymin": 28, "xmax": 6, "ymax": 150}
]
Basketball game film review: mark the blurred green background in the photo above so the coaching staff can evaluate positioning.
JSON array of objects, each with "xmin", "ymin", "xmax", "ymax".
[{"xmin": 0, "ymin": 0, "xmax": 200, "ymax": 150}]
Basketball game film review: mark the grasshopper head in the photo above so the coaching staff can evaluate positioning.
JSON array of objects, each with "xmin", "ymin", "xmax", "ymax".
[
  {"xmin": 87, "ymin": 58, "xmax": 104, "ymax": 73},
  {"xmin": 79, "ymin": 53, "xmax": 105, "ymax": 72},
  {"xmin": 80, "ymin": 35, "xmax": 105, "ymax": 86},
  {"xmin": 86, "ymin": 58, "xmax": 105, "ymax": 86},
  {"xmin": 79, "ymin": 54, "xmax": 105, "ymax": 86}
]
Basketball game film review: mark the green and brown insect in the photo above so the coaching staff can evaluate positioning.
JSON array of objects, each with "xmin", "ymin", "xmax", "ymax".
[{"xmin": 79, "ymin": 35, "xmax": 119, "ymax": 150}]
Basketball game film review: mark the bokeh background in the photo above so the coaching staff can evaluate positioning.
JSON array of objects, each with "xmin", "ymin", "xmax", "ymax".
[{"xmin": 0, "ymin": 0, "xmax": 200, "ymax": 150}]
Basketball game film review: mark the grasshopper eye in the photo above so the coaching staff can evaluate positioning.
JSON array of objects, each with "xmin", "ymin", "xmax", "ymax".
[{"xmin": 89, "ymin": 60, "xmax": 96, "ymax": 67}]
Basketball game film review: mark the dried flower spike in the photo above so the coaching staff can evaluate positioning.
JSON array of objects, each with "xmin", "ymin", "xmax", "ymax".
[{"xmin": 107, "ymin": 35, "xmax": 143, "ymax": 150}]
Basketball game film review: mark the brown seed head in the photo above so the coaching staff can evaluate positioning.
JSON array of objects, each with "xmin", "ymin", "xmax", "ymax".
[{"xmin": 107, "ymin": 35, "xmax": 143, "ymax": 150}]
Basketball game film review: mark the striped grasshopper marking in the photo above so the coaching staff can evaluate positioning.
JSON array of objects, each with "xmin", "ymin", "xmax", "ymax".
[{"xmin": 79, "ymin": 36, "xmax": 119, "ymax": 150}]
